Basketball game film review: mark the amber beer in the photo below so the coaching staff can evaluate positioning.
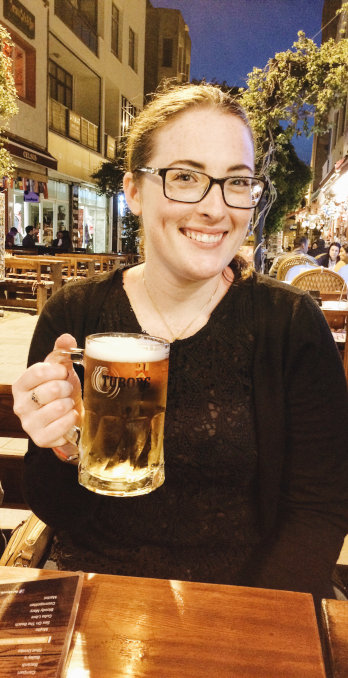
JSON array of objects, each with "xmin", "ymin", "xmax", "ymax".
[{"xmin": 78, "ymin": 333, "xmax": 170, "ymax": 496}]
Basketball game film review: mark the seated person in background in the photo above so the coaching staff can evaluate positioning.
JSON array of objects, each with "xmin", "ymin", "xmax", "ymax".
[
  {"xmin": 11, "ymin": 81, "xmax": 348, "ymax": 615},
  {"xmin": 52, "ymin": 230, "xmax": 72, "ymax": 252},
  {"xmin": 268, "ymin": 235, "xmax": 317, "ymax": 278},
  {"xmin": 52, "ymin": 230, "xmax": 63, "ymax": 247},
  {"xmin": 22, "ymin": 225, "xmax": 37, "ymax": 249},
  {"xmin": 317, "ymin": 242, "xmax": 341, "ymax": 270},
  {"xmin": 334, "ymin": 244, "xmax": 348, "ymax": 272},
  {"xmin": 5, "ymin": 226, "xmax": 18, "ymax": 248},
  {"xmin": 308, "ymin": 238, "xmax": 327, "ymax": 257}
]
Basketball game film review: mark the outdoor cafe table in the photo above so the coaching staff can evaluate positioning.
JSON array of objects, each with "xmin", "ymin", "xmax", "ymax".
[
  {"xmin": 0, "ymin": 566, "xmax": 326, "ymax": 677},
  {"xmin": 321, "ymin": 299, "xmax": 348, "ymax": 380},
  {"xmin": 322, "ymin": 598, "xmax": 348, "ymax": 678}
]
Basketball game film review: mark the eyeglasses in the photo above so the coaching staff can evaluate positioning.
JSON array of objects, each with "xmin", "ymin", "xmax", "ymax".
[{"xmin": 135, "ymin": 167, "xmax": 265, "ymax": 209}]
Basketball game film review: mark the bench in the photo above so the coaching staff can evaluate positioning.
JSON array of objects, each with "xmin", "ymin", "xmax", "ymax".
[{"xmin": 0, "ymin": 277, "xmax": 54, "ymax": 314}]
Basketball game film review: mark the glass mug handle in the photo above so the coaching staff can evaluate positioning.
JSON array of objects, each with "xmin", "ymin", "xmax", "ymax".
[{"xmin": 50, "ymin": 347, "xmax": 85, "ymax": 458}]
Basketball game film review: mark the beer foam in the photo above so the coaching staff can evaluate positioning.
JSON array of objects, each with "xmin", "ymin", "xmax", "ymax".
[{"xmin": 86, "ymin": 335, "xmax": 169, "ymax": 362}]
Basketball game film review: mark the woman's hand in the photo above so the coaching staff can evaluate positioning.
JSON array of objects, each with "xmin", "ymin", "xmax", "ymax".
[{"xmin": 12, "ymin": 333, "xmax": 82, "ymax": 453}]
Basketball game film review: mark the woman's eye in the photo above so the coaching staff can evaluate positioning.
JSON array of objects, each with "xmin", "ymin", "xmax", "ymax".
[
  {"xmin": 229, "ymin": 177, "xmax": 250, "ymax": 187},
  {"xmin": 172, "ymin": 171, "xmax": 196, "ymax": 183}
]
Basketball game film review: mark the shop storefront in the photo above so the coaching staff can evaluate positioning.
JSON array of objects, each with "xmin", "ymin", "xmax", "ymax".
[
  {"xmin": 76, "ymin": 185, "xmax": 108, "ymax": 252},
  {"xmin": 8, "ymin": 178, "xmax": 70, "ymax": 246}
]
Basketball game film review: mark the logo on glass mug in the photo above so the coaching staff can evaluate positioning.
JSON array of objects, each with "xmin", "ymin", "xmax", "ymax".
[{"xmin": 91, "ymin": 362, "xmax": 151, "ymax": 399}]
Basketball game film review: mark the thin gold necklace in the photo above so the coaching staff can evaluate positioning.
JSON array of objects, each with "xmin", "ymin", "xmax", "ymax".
[{"xmin": 142, "ymin": 269, "xmax": 221, "ymax": 342}]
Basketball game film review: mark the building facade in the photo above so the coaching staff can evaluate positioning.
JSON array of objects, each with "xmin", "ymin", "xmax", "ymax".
[
  {"xmin": 1, "ymin": 0, "xmax": 146, "ymax": 252},
  {"xmin": 308, "ymin": 0, "xmax": 348, "ymax": 243},
  {"xmin": 144, "ymin": 0, "xmax": 191, "ymax": 97}
]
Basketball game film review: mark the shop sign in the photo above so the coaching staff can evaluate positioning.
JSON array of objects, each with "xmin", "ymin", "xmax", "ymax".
[
  {"xmin": 5, "ymin": 141, "xmax": 57, "ymax": 170},
  {"xmin": 3, "ymin": 0, "xmax": 35, "ymax": 40},
  {"xmin": 71, "ymin": 184, "xmax": 79, "ymax": 231},
  {"xmin": 68, "ymin": 111, "xmax": 81, "ymax": 142}
]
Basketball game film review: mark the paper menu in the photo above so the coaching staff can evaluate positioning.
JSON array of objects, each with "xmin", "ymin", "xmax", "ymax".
[{"xmin": 0, "ymin": 574, "xmax": 83, "ymax": 677}]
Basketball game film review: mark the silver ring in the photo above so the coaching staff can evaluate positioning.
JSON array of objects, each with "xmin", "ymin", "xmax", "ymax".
[{"xmin": 31, "ymin": 390, "xmax": 41, "ymax": 407}]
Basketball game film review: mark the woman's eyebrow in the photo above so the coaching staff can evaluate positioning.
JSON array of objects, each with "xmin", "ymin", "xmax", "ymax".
[{"xmin": 166, "ymin": 160, "xmax": 254, "ymax": 174}]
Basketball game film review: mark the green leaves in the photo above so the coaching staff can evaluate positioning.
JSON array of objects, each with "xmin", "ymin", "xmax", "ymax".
[
  {"xmin": 239, "ymin": 30, "xmax": 348, "ymax": 171},
  {"xmin": 0, "ymin": 24, "xmax": 18, "ymax": 178}
]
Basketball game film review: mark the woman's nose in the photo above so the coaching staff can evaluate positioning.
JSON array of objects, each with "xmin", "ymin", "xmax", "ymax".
[{"xmin": 196, "ymin": 182, "xmax": 226, "ymax": 217}]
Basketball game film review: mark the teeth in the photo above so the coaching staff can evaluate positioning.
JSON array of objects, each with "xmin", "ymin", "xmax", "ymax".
[{"xmin": 184, "ymin": 230, "xmax": 223, "ymax": 243}]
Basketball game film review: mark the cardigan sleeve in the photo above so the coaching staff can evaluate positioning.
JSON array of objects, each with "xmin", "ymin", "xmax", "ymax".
[{"xmin": 249, "ymin": 285, "xmax": 348, "ymax": 603}]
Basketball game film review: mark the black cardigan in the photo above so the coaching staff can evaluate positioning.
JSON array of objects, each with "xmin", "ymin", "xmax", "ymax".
[{"xmin": 23, "ymin": 269, "xmax": 348, "ymax": 602}]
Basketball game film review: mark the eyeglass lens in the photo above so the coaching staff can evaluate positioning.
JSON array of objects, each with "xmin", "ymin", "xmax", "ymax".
[{"xmin": 164, "ymin": 169, "xmax": 263, "ymax": 207}]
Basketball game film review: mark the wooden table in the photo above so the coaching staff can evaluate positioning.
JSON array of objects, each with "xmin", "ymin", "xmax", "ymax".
[
  {"xmin": 0, "ymin": 567, "xmax": 325, "ymax": 677},
  {"xmin": 321, "ymin": 300, "xmax": 348, "ymax": 380},
  {"xmin": 322, "ymin": 599, "xmax": 348, "ymax": 677}
]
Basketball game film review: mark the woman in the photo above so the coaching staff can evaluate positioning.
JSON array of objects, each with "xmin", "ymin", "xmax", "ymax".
[
  {"xmin": 334, "ymin": 244, "xmax": 348, "ymax": 272},
  {"xmin": 317, "ymin": 242, "xmax": 341, "ymax": 269},
  {"xmin": 12, "ymin": 83, "xmax": 348, "ymax": 607}
]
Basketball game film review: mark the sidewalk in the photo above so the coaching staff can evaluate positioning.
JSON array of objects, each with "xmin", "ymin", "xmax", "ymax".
[{"xmin": 0, "ymin": 310, "xmax": 38, "ymax": 464}]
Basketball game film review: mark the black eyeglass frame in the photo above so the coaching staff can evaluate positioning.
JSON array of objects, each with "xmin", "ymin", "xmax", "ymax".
[{"xmin": 134, "ymin": 167, "xmax": 265, "ymax": 209}]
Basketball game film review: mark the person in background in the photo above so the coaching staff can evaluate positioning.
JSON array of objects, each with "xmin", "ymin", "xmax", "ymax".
[
  {"xmin": 5, "ymin": 226, "xmax": 18, "ymax": 248},
  {"xmin": 268, "ymin": 235, "xmax": 317, "ymax": 278},
  {"xmin": 52, "ymin": 230, "xmax": 72, "ymax": 252},
  {"xmin": 317, "ymin": 242, "xmax": 341, "ymax": 269},
  {"xmin": 334, "ymin": 244, "xmax": 348, "ymax": 272},
  {"xmin": 11, "ymin": 82, "xmax": 348, "ymax": 613},
  {"xmin": 308, "ymin": 238, "xmax": 327, "ymax": 258},
  {"xmin": 22, "ymin": 225, "xmax": 37, "ymax": 249},
  {"xmin": 52, "ymin": 230, "xmax": 63, "ymax": 247}
]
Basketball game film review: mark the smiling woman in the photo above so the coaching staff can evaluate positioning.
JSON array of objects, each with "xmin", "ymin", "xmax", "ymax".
[{"xmin": 12, "ymin": 82, "xmax": 348, "ymax": 614}]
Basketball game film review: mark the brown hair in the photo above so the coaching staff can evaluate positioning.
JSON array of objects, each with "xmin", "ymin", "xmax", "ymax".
[{"xmin": 125, "ymin": 81, "xmax": 254, "ymax": 172}]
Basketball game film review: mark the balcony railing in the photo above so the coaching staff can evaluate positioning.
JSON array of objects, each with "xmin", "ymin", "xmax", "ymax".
[
  {"xmin": 55, "ymin": 0, "xmax": 98, "ymax": 55},
  {"xmin": 49, "ymin": 99, "xmax": 99, "ymax": 152}
]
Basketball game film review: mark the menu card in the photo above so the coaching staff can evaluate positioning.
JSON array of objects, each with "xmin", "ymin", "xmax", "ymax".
[{"xmin": 0, "ymin": 573, "xmax": 83, "ymax": 677}]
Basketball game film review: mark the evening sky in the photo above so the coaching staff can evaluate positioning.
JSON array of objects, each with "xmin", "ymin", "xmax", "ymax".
[{"xmin": 149, "ymin": 0, "xmax": 325, "ymax": 162}]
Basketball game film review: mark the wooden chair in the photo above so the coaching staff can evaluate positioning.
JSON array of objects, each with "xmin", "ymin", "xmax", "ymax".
[
  {"xmin": 291, "ymin": 267, "xmax": 348, "ymax": 296},
  {"xmin": 0, "ymin": 385, "xmax": 28, "ymax": 509},
  {"xmin": 276, "ymin": 255, "xmax": 318, "ymax": 281}
]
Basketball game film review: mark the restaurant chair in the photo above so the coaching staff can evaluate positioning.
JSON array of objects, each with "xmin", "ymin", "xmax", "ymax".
[
  {"xmin": 284, "ymin": 264, "xmax": 318, "ymax": 283},
  {"xmin": 276, "ymin": 255, "xmax": 319, "ymax": 281},
  {"xmin": 291, "ymin": 267, "xmax": 348, "ymax": 297},
  {"xmin": 336, "ymin": 264, "xmax": 348, "ymax": 284}
]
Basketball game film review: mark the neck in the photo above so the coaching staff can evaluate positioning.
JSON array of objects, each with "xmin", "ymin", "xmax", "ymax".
[
  {"xmin": 143, "ymin": 262, "xmax": 223, "ymax": 306},
  {"xmin": 141, "ymin": 263, "xmax": 231, "ymax": 342}
]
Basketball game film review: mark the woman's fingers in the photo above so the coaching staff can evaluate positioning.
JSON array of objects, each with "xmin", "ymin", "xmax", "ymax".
[
  {"xmin": 28, "ymin": 378, "xmax": 73, "ymax": 410},
  {"xmin": 12, "ymin": 362, "xmax": 69, "ymax": 416},
  {"xmin": 11, "ymin": 333, "xmax": 82, "ymax": 450},
  {"xmin": 21, "ymin": 403, "xmax": 79, "ymax": 448}
]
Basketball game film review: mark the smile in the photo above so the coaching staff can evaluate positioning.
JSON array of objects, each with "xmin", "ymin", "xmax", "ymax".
[{"xmin": 182, "ymin": 229, "xmax": 224, "ymax": 244}]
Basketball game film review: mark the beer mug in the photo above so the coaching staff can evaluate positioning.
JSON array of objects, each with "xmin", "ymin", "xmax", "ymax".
[{"xmin": 53, "ymin": 332, "xmax": 170, "ymax": 497}]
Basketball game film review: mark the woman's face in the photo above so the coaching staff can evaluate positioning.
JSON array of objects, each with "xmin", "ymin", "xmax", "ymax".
[
  {"xmin": 124, "ymin": 107, "xmax": 255, "ymax": 283},
  {"xmin": 329, "ymin": 245, "xmax": 340, "ymax": 261},
  {"xmin": 340, "ymin": 247, "xmax": 348, "ymax": 264}
]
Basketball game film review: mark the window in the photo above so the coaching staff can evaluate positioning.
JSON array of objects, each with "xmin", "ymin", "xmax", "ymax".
[
  {"xmin": 111, "ymin": 4, "xmax": 120, "ymax": 58},
  {"xmin": 332, "ymin": 110, "xmax": 339, "ymax": 149},
  {"xmin": 121, "ymin": 95, "xmax": 137, "ymax": 136},
  {"xmin": 339, "ymin": 96, "xmax": 347, "ymax": 138},
  {"xmin": 3, "ymin": 31, "xmax": 35, "ymax": 106},
  {"xmin": 162, "ymin": 38, "xmax": 173, "ymax": 67},
  {"xmin": 49, "ymin": 60, "xmax": 72, "ymax": 109},
  {"xmin": 128, "ymin": 27, "xmax": 137, "ymax": 71},
  {"xmin": 12, "ymin": 44, "xmax": 26, "ymax": 98},
  {"xmin": 55, "ymin": 0, "xmax": 98, "ymax": 55}
]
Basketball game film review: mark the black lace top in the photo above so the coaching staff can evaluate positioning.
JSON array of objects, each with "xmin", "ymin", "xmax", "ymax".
[{"xmin": 50, "ymin": 273, "xmax": 261, "ymax": 583}]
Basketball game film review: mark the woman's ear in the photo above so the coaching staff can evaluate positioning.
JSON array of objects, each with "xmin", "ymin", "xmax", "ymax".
[{"xmin": 123, "ymin": 172, "xmax": 142, "ymax": 216}]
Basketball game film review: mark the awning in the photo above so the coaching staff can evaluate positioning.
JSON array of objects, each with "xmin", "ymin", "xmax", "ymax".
[{"xmin": 3, "ymin": 139, "xmax": 58, "ymax": 171}]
